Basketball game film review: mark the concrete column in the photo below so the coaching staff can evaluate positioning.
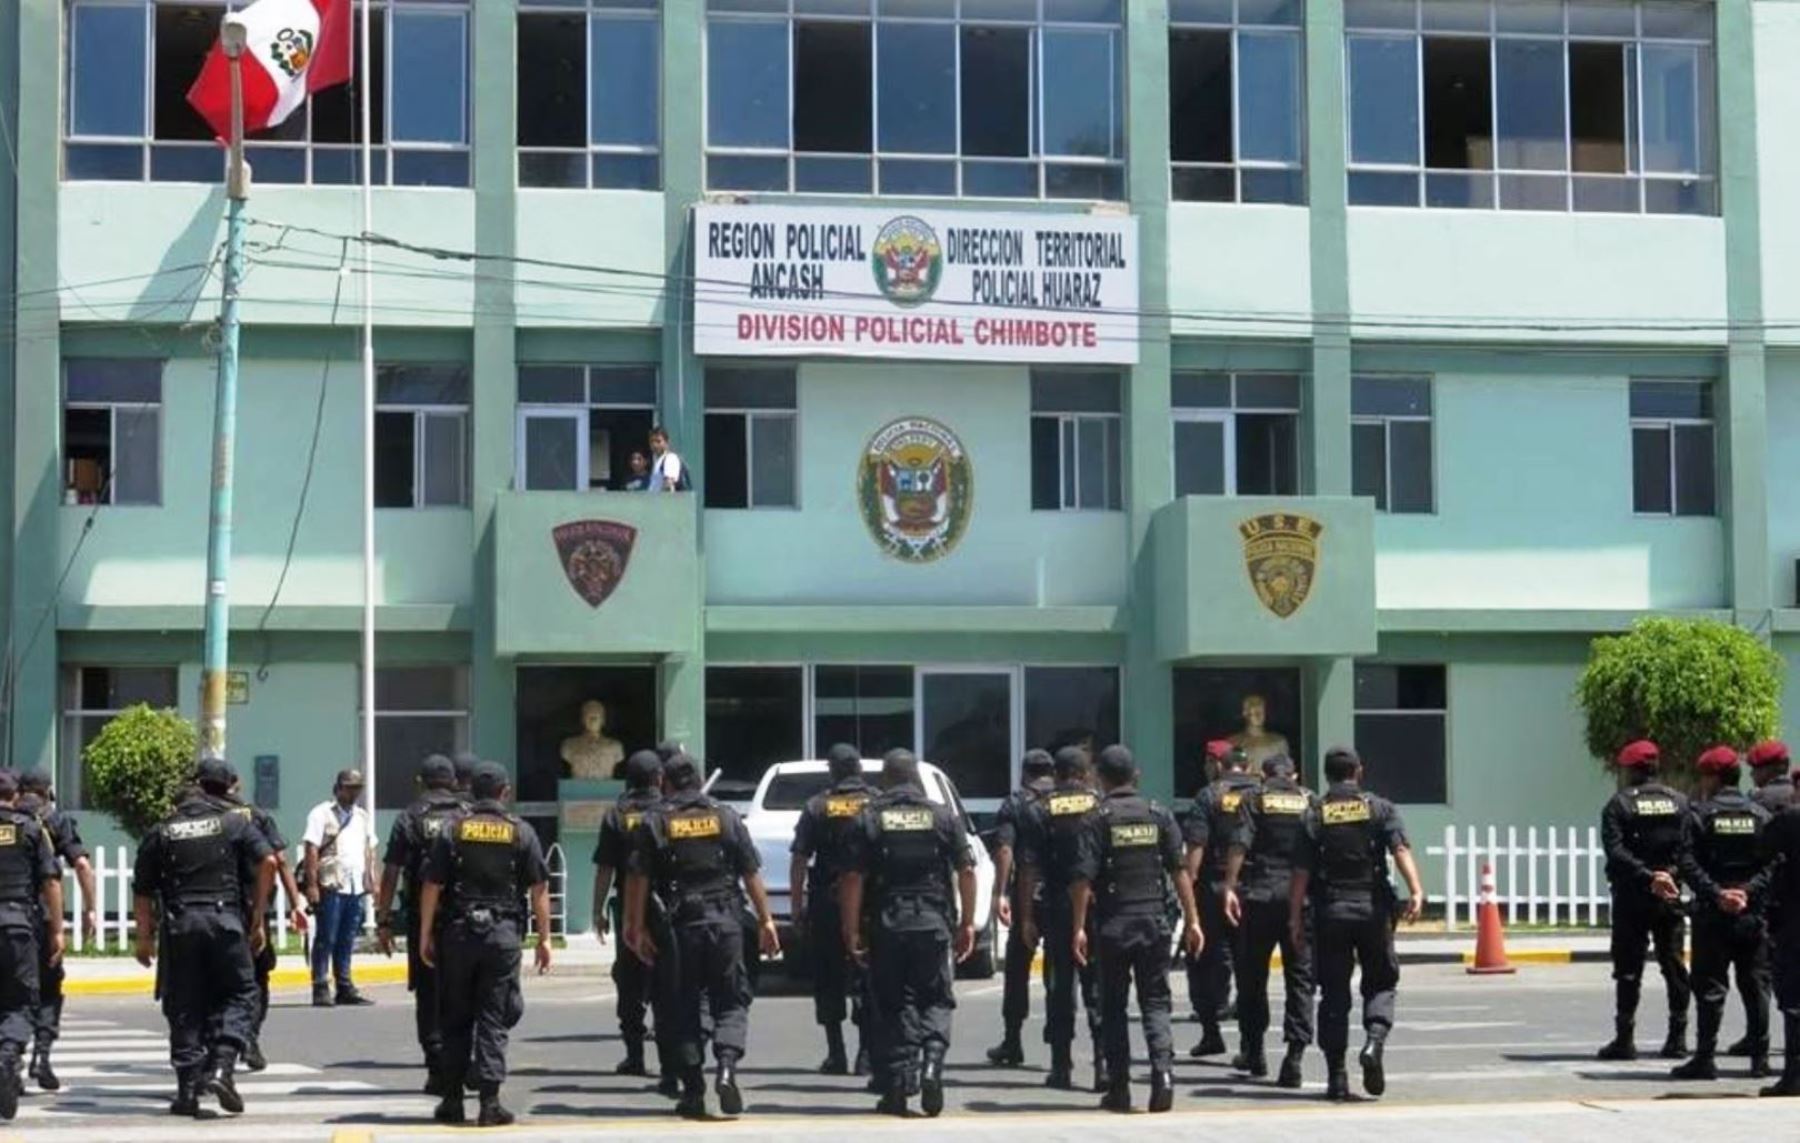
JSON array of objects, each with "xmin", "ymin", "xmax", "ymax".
[
  {"xmin": 1306, "ymin": 656, "xmax": 1355, "ymax": 788},
  {"xmin": 1304, "ymin": 0, "xmax": 1351, "ymax": 497}
]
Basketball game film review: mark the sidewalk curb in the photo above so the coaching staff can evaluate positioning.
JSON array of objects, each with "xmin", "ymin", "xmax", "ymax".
[{"xmin": 62, "ymin": 961, "xmax": 412, "ymax": 997}]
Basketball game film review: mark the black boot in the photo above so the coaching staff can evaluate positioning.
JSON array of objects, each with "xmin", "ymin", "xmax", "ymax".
[
  {"xmin": 311, "ymin": 982, "xmax": 333, "ymax": 1008},
  {"xmin": 1751, "ymin": 1051, "xmax": 1773, "ymax": 1079},
  {"xmin": 1232, "ymin": 1034, "xmax": 1267, "ymax": 1077},
  {"xmin": 921, "ymin": 1049, "xmax": 945, "ymax": 1118},
  {"xmin": 877, "ymin": 1085, "xmax": 908, "ymax": 1117},
  {"xmin": 335, "ymin": 985, "xmax": 374, "ymax": 1007},
  {"xmin": 0, "ymin": 1055, "xmax": 18, "ymax": 1122},
  {"xmin": 477, "ymin": 1083, "xmax": 515, "ymax": 1127},
  {"xmin": 1670, "ymin": 1053, "xmax": 1716, "ymax": 1080},
  {"xmin": 1596, "ymin": 1019, "xmax": 1637, "ymax": 1061},
  {"xmin": 1674, "ymin": 1004, "xmax": 1720, "ymax": 1078},
  {"xmin": 716, "ymin": 1056, "xmax": 744, "ymax": 1117},
  {"xmin": 1101, "ymin": 1071, "xmax": 1133, "ymax": 1114},
  {"xmin": 30, "ymin": 1042, "xmax": 59, "ymax": 1092},
  {"xmin": 209, "ymin": 1046, "xmax": 245, "ymax": 1114},
  {"xmin": 1325, "ymin": 1053, "xmax": 1351, "ymax": 1101},
  {"xmin": 1277, "ymin": 1042, "xmax": 1306, "ymax": 1089},
  {"xmin": 241, "ymin": 1038, "xmax": 267, "ymax": 1074},
  {"xmin": 1149, "ymin": 1065, "xmax": 1175, "ymax": 1113},
  {"xmin": 1660, "ymin": 1019, "xmax": 1690, "ymax": 1060},
  {"xmin": 433, "ymin": 1092, "xmax": 466, "ymax": 1124},
  {"xmin": 987, "ymin": 1027, "xmax": 1024, "ymax": 1067},
  {"xmin": 169, "ymin": 1068, "xmax": 201, "ymax": 1117},
  {"xmin": 1359, "ymin": 1032, "xmax": 1387, "ymax": 1098},
  {"xmin": 1092, "ymin": 1054, "xmax": 1111, "ymax": 1094},
  {"xmin": 1044, "ymin": 1043, "xmax": 1075, "ymax": 1089},
  {"xmin": 1726, "ymin": 1034, "xmax": 1754, "ymax": 1057},
  {"xmin": 820, "ymin": 1023, "xmax": 848, "ymax": 1075},
  {"xmin": 1762, "ymin": 1016, "xmax": 1800, "ymax": 1096},
  {"xmin": 617, "ymin": 1037, "xmax": 648, "ymax": 1077},
  {"xmin": 677, "ymin": 1068, "xmax": 707, "ymax": 1119},
  {"xmin": 656, "ymin": 1072, "xmax": 682, "ymax": 1099},
  {"xmin": 1189, "ymin": 1023, "xmax": 1227, "ymax": 1058}
]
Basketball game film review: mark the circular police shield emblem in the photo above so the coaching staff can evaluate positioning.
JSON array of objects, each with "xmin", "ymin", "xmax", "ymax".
[
  {"xmin": 857, "ymin": 417, "xmax": 973, "ymax": 563},
  {"xmin": 870, "ymin": 216, "xmax": 944, "ymax": 308}
]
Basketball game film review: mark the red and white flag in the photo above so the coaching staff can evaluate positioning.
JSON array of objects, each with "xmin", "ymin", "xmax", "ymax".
[{"xmin": 186, "ymin": 0, "xmax": 352, "ymax": 141}]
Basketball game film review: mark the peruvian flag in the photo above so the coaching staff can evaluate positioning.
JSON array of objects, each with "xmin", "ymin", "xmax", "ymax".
[{"xmin": 185, "ymin": 0, "xmax": 352, "ymax": 140}]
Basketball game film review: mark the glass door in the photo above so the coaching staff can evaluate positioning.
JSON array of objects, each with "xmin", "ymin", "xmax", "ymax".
[
  {"xmin": 517, "ymin": 408, "xmax": 588, "ymax": 490},
  {"xmin": 1173, "ymin": 410, "xmax": 1232, "ymax": 496},
  {"xmin": 917, "ymin": 666, "xmax": 1020, "ymax": 812}
]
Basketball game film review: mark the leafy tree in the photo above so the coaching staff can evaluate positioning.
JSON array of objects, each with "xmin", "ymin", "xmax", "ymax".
[
  {"xmin": 1577, "ymin": 617, "xmax": 1783, "ymax": 787},
  {"xmin": 82, "ymin": 704, "xmax": 197, "ymax": 839}
]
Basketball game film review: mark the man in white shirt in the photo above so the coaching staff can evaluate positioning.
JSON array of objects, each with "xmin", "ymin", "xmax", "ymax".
[
  {"xmin": 648, "ymin": 427, "xmax": 685, "ymax": 492},
  {"xmin": 303, "ymin": 769, "xmax": 379, "ymax": 1007}
]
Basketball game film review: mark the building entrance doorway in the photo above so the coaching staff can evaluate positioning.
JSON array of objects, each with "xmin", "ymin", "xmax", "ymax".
[{"xmin": 514, "ymin": 665, "xmax": 659, "ymax": 847}]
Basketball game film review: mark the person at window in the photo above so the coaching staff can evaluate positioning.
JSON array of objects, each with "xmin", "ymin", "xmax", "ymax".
[
  {"xmin": 303, "ymin": 770, "xmax": 378, "ymax": 1008},
  {"xmin": 623, "ymin": 450, "xmax": 652, "ymax": 492},
  {"xmin": 648, "ymin": 427, "xmax": 686, "ymax": 491}
]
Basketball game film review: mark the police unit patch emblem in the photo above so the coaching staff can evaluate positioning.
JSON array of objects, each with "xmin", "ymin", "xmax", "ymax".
[
  {"xmin": 1714, "ymin": 815, "xmax": 1757, "ymax": 835},
  {"xmin": 1322, "ymin": 800, "xmax": 1370, "ymax": 825},
  {"xmin": 670, "ymin": 814, "xmax": 723, "ymax": 840},
  {"xmin": 623, "ymin": 813, "xmax": 644, "ymax": 832},
  {"xmin": 858, "ymin": 417, "xmax": 973, "ymax": 563},
  {"xmin": 1262, "ymin": 793, "xmax": 1309, "ymax": 815},
  {"xmin": 826, "ymin": 796, "xmax": 869, "ymax": 818},
  {"xmin": 0, "ymin": 826, "xmax": 16, "ymax": 847},
  {"xmin": 460, "ymin": 819, "xmax": 516, "ymax": 844},
  {"xmin": 1635, "ymin": 797, "xmax": 1678, "ymax": 816},
  {"xmin": 552, "ymin": 519, "xmax": 638, "ymax": 608},
  {"xmin": 270, "ymin": 28, "xmax": 315, "ymax": 78},
  {"xmin": 1049, "ymin": 793, "xmax": 1097, "ymax": 816},
  {"xmin": 1111, "ymin": 823, "xmax": 1158, "ymax": 848},
  {"xmin": 1240, "ymin": 512, "xmax": 1324, "ymax": 619},
  {"xmin": 167, "ymin": 816, "xmax": 224, "ymax": 841},
  {"xmin": 870, "ymin": 216, "xmax": 944, "ymax": 307},
  {"xmin": 881, "ymin": 808, "xmax": 935, "ymax": 832}
]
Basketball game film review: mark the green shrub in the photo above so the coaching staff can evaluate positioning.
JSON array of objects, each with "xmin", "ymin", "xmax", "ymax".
[
  {"xmin": 82, "ymin": 704, "xmax": 197, "ymax": 839},
  {"xmin": 1577, "ymin": 617, "xmax": 1783, "ymax": 788}
]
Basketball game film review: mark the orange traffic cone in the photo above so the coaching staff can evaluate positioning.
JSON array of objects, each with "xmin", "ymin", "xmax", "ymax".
[{"xmin": 1467, "ymin": 862, "xmax": 1515, "ymax": 975}]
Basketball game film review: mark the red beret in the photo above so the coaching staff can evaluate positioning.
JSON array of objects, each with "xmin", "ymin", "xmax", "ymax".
[
  {"xmin": 1749, "ymin": 740, "xmax": 1790, "ymax": 769},
  {"xmin": 1696, "ymin": 745, "xmax": 1740, "ymax": 774},
  {"xmin": 1204, "ymin": 739, "xmax": 1233, "ymax": 760},
  {"xmin": 1616, "ymin": 740, "xmax": 1660, "ymax": 769}
]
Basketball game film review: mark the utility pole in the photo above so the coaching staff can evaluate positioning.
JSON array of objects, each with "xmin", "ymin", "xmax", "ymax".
[{"xmin": 198, "ymin": 15, "xmax": 250, "ymax": 761}]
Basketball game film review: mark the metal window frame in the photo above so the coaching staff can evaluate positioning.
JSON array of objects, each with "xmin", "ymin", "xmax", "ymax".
[
  {"xmin": 1628, "ymin": 412, "xmax": 1713, "ymax": 519},
  {"xmin": 63, "ymin": 397, "xmax": 164, "ymax": 508},
  {"xmin": 1171, "ymin": 407, "xmax": 1236, "ymax": 496},
  {"xmin": 705, "ymin": 406, "xmax": 801, "ymax": 510},
  {"xmin": 1031, "ymin": 410, "xmax": 1122, "ymax": 512},
  {"xmin": 515, "ymin": 2, "xmax": 665, "ymax": 188},
  {"xmin": 516, "ymin": 406, "xmax": 591, "ymax": 491},
  {"xmin": 1166, "ymin": 19, "xmax": 1307, "ymax": 203},
  {"xmin": 376, "ymin": 401, "xmax": 471, "ymax": 509}
]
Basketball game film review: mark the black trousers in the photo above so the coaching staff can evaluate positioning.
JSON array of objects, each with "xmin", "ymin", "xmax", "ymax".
[
  {"xmin": 869, "ymin": 923, "xmax": 955, "ymax": 1084},
  {"xmin": 1690, "ymin": 907, "xmax": 1769, "ymax": 1055},
  {"xmin": 1237, "ymin": 898, "xmax": 1315, "ymax": 1047},
  {"xmin": 1188, "ymin": 878, "xmax": 1238, "ymax": 1024},
  {"xmin": 1774, "ymin": 912, "xmax": 1800, "ymax": 1014},
  {"xmin": 1041, "ymin": 903, "xmax": 1100, "ymax": 1050},
  {"xmin": 1096, "ymin": 914, "xmax": 1174, "ymax": 1076},
  {"xmin": 251, "ymin": 933, "xmax": 276, "ymax": 1036},
  {"xmin": 1000, "ymin": 893, "xmax": 1038, "ymax": 1033},
  {"xmin": 161, "ymin": 908, "xmax": 258, "ymax": 1075},
  {"xmin": 1609, "ymin": 890, "xmax": 1691, "ymax": 1030},
  {"xmin": 438, "ymin": 915, "xmax": 525, "ymax": 1088},
  {"xmin": 0, "ymin": 927, "xmax": 39, "ymax": 1059},
  {"xmin": 807, "ymin": 899, "xmax": 864, "ymax": 1028},
  {"xmin": 663, "ymin": 917, "xmax": 751, "ymax": 1072},
  {"xmin": 32, "ymin": 918, "xmax": 62, "ymax": 1051},
  {"xmin": 405, "ymin": 915, "xmax": 444, "ymax": 1070},
  {"xmin": 610, "ymin": 903, "xmax": 651, "ymax": 1047},
  {"xmin": 1315, "ymin": 911, "xmax": 1398, "ymax": 1057}
]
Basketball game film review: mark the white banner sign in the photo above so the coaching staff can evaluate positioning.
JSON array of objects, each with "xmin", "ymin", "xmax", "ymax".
[{"xmin": 693, "ymin": 205, "xmax": 1140, "ymax": 365}]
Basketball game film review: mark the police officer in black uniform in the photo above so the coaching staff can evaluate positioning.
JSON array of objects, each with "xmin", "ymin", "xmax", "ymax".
[
  {"xmin": 1750, "ymin": 741, "xmax": 1795, "ymax": 812},
  {"xmin": 218, "ymin": 774, "xmax": 304, "ymax": 1076},
  {"xmin": 419, "ymin": 761, "xmax": 554, "ymax": 1127},
  {"xmin": 374, "ymin": 754, "xmax": 468, "ymax": 1094},
  {"xmin": 1758, "ymin": 792, "xmax": 1800, "ymax": 1096},
  {"xmin": 0, "ymin": 771, "xmax": 63, "ymax": 1121},
  {"xmin": 1222, "ymin": 753, "xmax": 1317, "ymax": 1087},
  {"xmin": 1671, "ymin": 745, "xmax": 1774, "ymax": 1080},
  {"xmin": 1597, "ymin": 739, "xmax": 1692, "ymax": 1061},
  {"xmin": 132, "ymin": 758, "xmax": 275, "ymax": 1117},
  {"xmin": 840, "ymin": 748, "xmax": 976, "ymax": 1118},
  {"xmin": 986, "ymin": 749, "xmax": 1053, "ymax": 1067},
  {"xmin": 15, "ymin": 770, "xmax": 89, "ymax": 1092},
  {"xmin": 1016, "ymin": 747, "xmax": 1105, "ymax": 1091},
  {"xmin": 1070, "ymin": 745, "xmax": 1201, "ymax": 1114},
  {"xmin": 790, "ymin": 743, "xmax": 874, "ymax": 1076},
  {"xmin": 593, "ymin": 750, "xmax": 665, "ymax": 1078},
  {"xmin": 1184, "ymin": 740, "xmax": 1261, "ymax": 1059},
  {"xmin": 1290, "ymin": 747, "xmax": 1423, "ymax": 1102},
  {"xmin": 624, "ymin": 753, "xmax": 779, "ymax": 1120}
]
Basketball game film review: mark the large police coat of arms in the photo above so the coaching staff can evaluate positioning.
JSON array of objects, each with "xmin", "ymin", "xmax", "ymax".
[
  {"xmin": 857, "ymin": 417, "xmax": 973, "ymax": 563},
  {"xmin": 1239, "ymin": 512, "xmax": 1323, "ymax": 618},
  {"xmin": 552, "ymin": 519, "xmax": 638, "ymax": 608}
]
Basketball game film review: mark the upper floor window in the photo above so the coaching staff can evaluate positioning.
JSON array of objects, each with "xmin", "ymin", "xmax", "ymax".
[
  {"xmin": 1352, "ymin": 374, "xmax": 1433, "ymax": 513},
  {"xmin": 1171, "ymin": 370, "xmax": 1299, "ymax": 496},
  {"xmin": 1629, "ymin": 378, "xmax": 1713, "ymax": 516},
  {"xmin": 705, "ymin": 367, "xmax": 798, "ymax": 509},
  {"xmin": 63, "ymin": 358, "xmax": 163, "ymax": 506},
  {"xmin": 518, "ymin": 0, "xmax": 662, "ymax": 189},
  {"xmin": 1031, "ymin": 371, "xmax": 1122, "ymax": 511},
  {"xmin": 1169, "ymin": 0, "xmax": 1304, "ymax": 204},
  {"xmin": 1345, "ymin": 0, "xmax": 1716, "ymax": 214},
  {"xmin": 704, "ymin": 0, "xmax": 1124, "ymax": 200},
  {"xmin": 516, "ymin": 365, "xmax": 659, "ymax": 491},
  {"xmin": 376, "ymin": 364, "xmax": 470, "ymax": 508},
  {"xmin": 65, "ymin": 0, "xmax": 471, "ymax": 187}
]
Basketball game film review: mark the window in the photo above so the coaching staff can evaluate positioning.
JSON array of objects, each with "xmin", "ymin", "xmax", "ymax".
[
  {"xmin": 1023, "ymin": 666, "xmax": 1120, "ymax": 754},
  {"xmin": 704, "ymin": 367, "xmax": 798, "ymax": 509},
  {"xmin": 369, "ymin": 666, "xmax": 470, "ymax": 810},
  {"xmin": 63, "ymin": 359, "xmax": 163, "ymax": 506},
  {"xmin": 1030, "ymin": 371, "xmax": 1122, "ymax": 510},
  {"xmin": 375, "ymin": 364, "xmax": 470, "ymax": 508},
  {"xmin": 705, "ymin": 667, "xmax": 805, "ymax": 793},
  {"xmin": 1344, "ymin": 0, "xmax": 1716, "ymax": 214},
  {"xmin": 517, "ymin": 0, "xmax": 661, "ymax": 189},
  {"xmin": 1352, "ymin": 375, "xmax": 1433, "ymax": 513},
  {"xmin": 1170, "ymin": 371, "xmax": 1300, "ymax": 496},
  {"xmin": 1353, "ymin": 663, "xmax": 1447, "ymax": 805},
  {"xmin": 704, "ymin": 0, "xmax": 1125, "ymax": 199},
  {"xmin": 65, "ymin": 0, "xmax": 471, "ymax": 186},
  {"xmin": 812, "ymin": 665, "xmax": 915, "ymax": 762},
  {"xmin": 516, "ymin": 365, "xmax": 658, "ymax": 491},
  {"xmin": 1168, "ymin": 0, "xmax": 1304, "ymax": 203},
  {"xmin": 60, "ymin": 665, "xmax": 180, "ymax": 808},
  {"xmin": 1629, "ymin": 379, "xmax": 1714, "ymax": 516}
]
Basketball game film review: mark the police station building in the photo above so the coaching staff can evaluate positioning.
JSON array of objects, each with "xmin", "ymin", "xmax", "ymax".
[{"xmin": 4, "ymin": 0, "xmax": 1800, "ymax": 919}]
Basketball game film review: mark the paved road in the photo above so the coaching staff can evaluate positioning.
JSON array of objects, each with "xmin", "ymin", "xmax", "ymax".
[{"xmin": 7, "ymin": 959, "xmax": 1791, "ymax": 1140}]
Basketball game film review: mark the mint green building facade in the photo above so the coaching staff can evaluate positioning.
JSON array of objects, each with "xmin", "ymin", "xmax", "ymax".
[{"xmin": 6, "ymin": 0, "xmax": 1800, "ymax": 928}]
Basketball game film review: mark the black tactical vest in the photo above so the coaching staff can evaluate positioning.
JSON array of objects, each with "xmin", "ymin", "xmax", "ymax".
[
  {"xmin": 0, "ymin": 810, "xmax": 40, "ymax": 907},
  {"xmin": 1317, "ymin": 791, "xmax": 1379, "ymax": 895},
  {"xmin": 406, "ymin": 793, "xmax": 466, "ymax": 886},
  {"xmin": 160, "ymin": 803, "xmax": 241, "ymax": 907},
  {"xmin": 1619, "ymin": 783, "xmax": 1685, "ymax": 867},
  {"xmin": 661, "ymin": 797, "xmax": 736, "ymax": 900},
  {"xmin": 1696, "ymin": 793, "xmax": 1767, "ymax": 886},
  {"xmin": 809, "ymin": 780, "xmax": 872, "ymax": 888},
  {"xmin": 872, "ymin": 792, "xmax": 947, "ymax": 903},
  {"xmin": 1202, "ymin": 774, "xmax": 1261, "ymax": 876},
  {"xmin": 1243, "ymin": 781, "xmax": 1313, "ymax": 901},
  {"xmin": 448, "ymin": 811, "xmax": 521, "ymax": 916},
  {"xmin": 1097, "ymin": 794, "xmax": 1164, "ymax": 915},
  {"xmin": 1041, "ymin": 785, "xmax": 1099, "ymax": 891}
]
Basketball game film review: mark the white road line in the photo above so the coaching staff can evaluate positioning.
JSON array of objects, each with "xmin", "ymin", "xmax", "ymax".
[
  {"xmin": 37, "ymin": 1078, "xmax": 384, "ymax": 1096},
  {"xmin": 46, "ymin": 1062, "xmax": 321, "ymax": 1079},
  {"xmin": 48, "ymin": 1051, "xmax": 187, "ymax": 1063},
  {"xmin": 44, "ymin": 1037, "xmax": 171, "ymax": 1050},
  {"xmin": 13, "ymin": 1095, "xmax": 432, "ymax": 1118}
]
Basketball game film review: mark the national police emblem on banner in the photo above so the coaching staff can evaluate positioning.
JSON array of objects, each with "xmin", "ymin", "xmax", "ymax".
[
  {"xmin": 1239, "ymin": 512, "xmax": 1323, "ymax": 619},
  {"xmin": 270, "ymin": 28, "xmax": 315, "ymax": 78},
  {"xmin": 552, "ymin": 520, "xmax": 638, "ymax": 608},
  {"xmin": 858, "ymin": 417, "xmax": 973, "ymax": 563},
  {"xmin": 870, "ymin": 216, "xmax": 944, "ymax": 307}
]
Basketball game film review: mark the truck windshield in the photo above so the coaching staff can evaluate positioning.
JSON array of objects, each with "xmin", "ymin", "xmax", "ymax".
[{"xmin": 762, "ymin": 772, "xmax": 835, "ymax": 811}]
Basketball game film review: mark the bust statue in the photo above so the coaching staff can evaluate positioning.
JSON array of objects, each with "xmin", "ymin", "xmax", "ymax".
[
  {"xmin": 561, "ymin": 699, "xmax": 625, "ymax": 781},
  {"xmin": 1228, "ymin": 693, "xmax": 1290, "ymax": 769}
]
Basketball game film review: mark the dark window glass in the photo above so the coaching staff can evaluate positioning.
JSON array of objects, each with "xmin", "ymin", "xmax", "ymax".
[
  {"xmin": 1352, "ymin": 420, "xmax": 1388, "ymax": 509},
  {"xmin": 878, "ymin": 22, "xmax": 956, "ymax": 153},
  {"xmin": 518, "ymin": 365, "xmax": 588, "ymax": 405},
  {"xmin": 1174, "ymin": 419, "xmax": 1227, "ymax": 496},
  {"xmin": 1389, "ymin": 419, "xmax": 1434, "ymax": 513},
  {"xmin": 1235, "ymin": 372, "xmax": 1302, "ymax": 410},
  {"xmin": 66, "ymin": 358, "xmax": 163, "ymax": 404},
  {"xmin": 794, "ymin": 22, "xmax": 873, "ymax": 153},
  {"xmin": 705, "ymin": 667, "xmax": 805, "ymax": 790},
  {"xmin": 1352, "ymin": 375, "xmax": 1431, "ymax": 417},
  {"xmin": 70, "ymin": 2, "xmax": 148, "ymax": 138},
  {"xmin": 375, "ymin": 411, "xmax": 417, "ymax": 508},
  {"xmin": 1171, "ymin": 372, "xmax": 1231, "ymax": 409},
  {"xmin": 1023, "ymin": 668, "xmax": 1119, "ymax": 757},
  {"xmin": 1629, "ymin": 380, "xmax": 1711, "ymax": 420},
  {"xmin": 704, "ymin": 413, "xmax": 750, "ymax": 508},
  {"xmin": 591, "ymin": 16, "xmax": 661, "ymax": 148},
  {"xmin": 1354, "ymin": 713, "xmax": 1448, "ymax": 803},
  {"xmin": 1631, "ymin": 425, "xmax": 1672, "ymax": 514},
  {"xmin": 813, "ymin": 666, "xmax": 915, "ymax": 761},
  {"xmin": 375, "ymin": 716, "xmax": 466, "ymax": 809},
  {"xmin": 1569, "ymin": 41, "xmax": 1627, "ymax": 174},
  {"xmin": 1673, "ymin": 422, "xmax": 1715, "ymax": 516},
  {"xmin": 1030, "ymin": 417, "xmax": 1062, "ymax": 509},
  {"xmin": 708, "ymin": 20, "xmax": 790, "ymax": 148},
  {"xmin": 152, "ymin": 5, "xmax": 217, "ymax": 143},
  {"xmin": 377, "ymin": 365, "xmax": 470, "ymax": 406},
  {"xmin": 960, "ymin": 27, "xmax": 1031, "ymax": 157},
  {"xmin": 77, "ymin": 665, "xmax": 180, "ymax": 710},
  {"xmin": 518, "ymin": 13, "xmax": 588, "ymax": 148},
  {"xmin": 921, "ymin": 672, "xmax": 1013, "ymax": 800},
  {"xmin": 1235, "ymin": 412, "xmax": 1298, "ymax": 495},
  {"xmin": 1355, "ymin": 663, "xmax": 1446, "ymax": 710},
  {"xmin": 1030, "ymin": 371, "xmax": 1121, "ymax": 413},
  {"xmin": 1423, "ymin": 37, "xmax": 1493, "ymax": 170},
  {"xmin": 1169, "ymin": 29, "xmax": 1233, "ymax": 163},
  {"xmin": 707, "ymin": 368, "xmax": 798, "ymax": 409},
  {"xmin": 313, "ymin": 22, "xmax": 387, "ymax": 145}
]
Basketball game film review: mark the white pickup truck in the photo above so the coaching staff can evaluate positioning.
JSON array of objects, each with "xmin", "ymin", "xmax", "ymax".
[{"xmin": 742, "ymin": 759, "xmax": 999, "ymax": 979}]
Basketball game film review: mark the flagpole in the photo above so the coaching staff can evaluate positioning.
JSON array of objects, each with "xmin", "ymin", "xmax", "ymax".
[{"xmin": 358, "ymin": 0, "xmax": 377, "ymax": 817}]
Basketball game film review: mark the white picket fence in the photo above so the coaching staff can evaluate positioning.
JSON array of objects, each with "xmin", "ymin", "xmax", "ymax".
[
  {"xmin": 61, "ymin": 841, "xmax": 569, "ymax": 953},
  {"xmin": 1428, "ymin": 824, "xmax": 1609, "ymax": 930}
]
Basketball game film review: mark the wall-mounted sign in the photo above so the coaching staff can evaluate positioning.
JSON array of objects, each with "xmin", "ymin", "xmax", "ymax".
[
  {"xmin": 226, "ymin": 671, "xmax": 250, "ymax": 705},
  {"xmin": 553, "ymin": 520, "xmax": 638, "ymax": 608},
  {"xmin": 694, "ymin": 205, "xmax": 1140, "ymax": 364},
  {"xmin": 858, "ymin": 417, "xmax": 974, "ymax": 563},
  {"xmin": 1240, "ymin": 513, "xmax": 1323, "ymax": 618}
]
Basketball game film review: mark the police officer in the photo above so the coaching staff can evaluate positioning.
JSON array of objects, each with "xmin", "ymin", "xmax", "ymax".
[
  {"xmin": 1597, "ymin": 739, "xmax": 1693, "ymax": 1061},
  {"xmin": 0, "ymin": 771, "xmax": 63, "ymax": 1121},
  {"xmin": 1184, "ymin": 739, "xmax": 1261, "ymax": 1059},
  {"xmin": 14, "ymin": 770, "xmax": 90, "ymax": 1092},
  {"xmin": 624, "ymin": 753, "xmax": 779, "ymax": 1120},
  {"xmin": 790, "ymin": 743, "xmax": 873, "ymax": 1076},
  {"xmin": 986, "ymin": 749, "xmax": 1054, "ymax": 1068},
  {"xmin": 419, "ymin": 761, "xmax": 554, "ymax": 1127},
  {"xmin": 1290, "ymin": 747, "xmax": 1423, "ymax": 1102},
  {"xmin": 839, "ymin": 749, "xmax": 976, "ymax": 1118},
  {"xmin": 1070, "ymin": 745, "xmax": 1201, "ymax": 1114},
  {"xmin": 1750, "ymin": 741, "xmax": 1795, "ymax": 813},
  {"xmin": 1222, "ymin": 753, "xmax": 1317, "ymax": 1087},
  {"xmin": 592, "ymin": 750, "xmax": 665, "ymax": 1078},
  {"xmin": 132, "ymin": 758, "xmax": 275, "ymax": 1117},
  {"xmin": 217, "ymin": 775, "xmax": 305, "ymax": 1076},
  {"xmin": 1671, "ymin": 745, "xmax": 1773, "ymax": 1080},
  {"xmin": 374, "ymin": 754, "xmax": 468, "ymax": 1094},
  {"xmin": 1185, "ymin": 739, "xmax": 1234, "ymax": 1025},
  {"xmin": 1758, "ymin": 795, "xmax": 1800, "ymax": 1096},
  {"xmin": 1016, "ymin": 747, "xmax": 1105, "ymax": 1091}
]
